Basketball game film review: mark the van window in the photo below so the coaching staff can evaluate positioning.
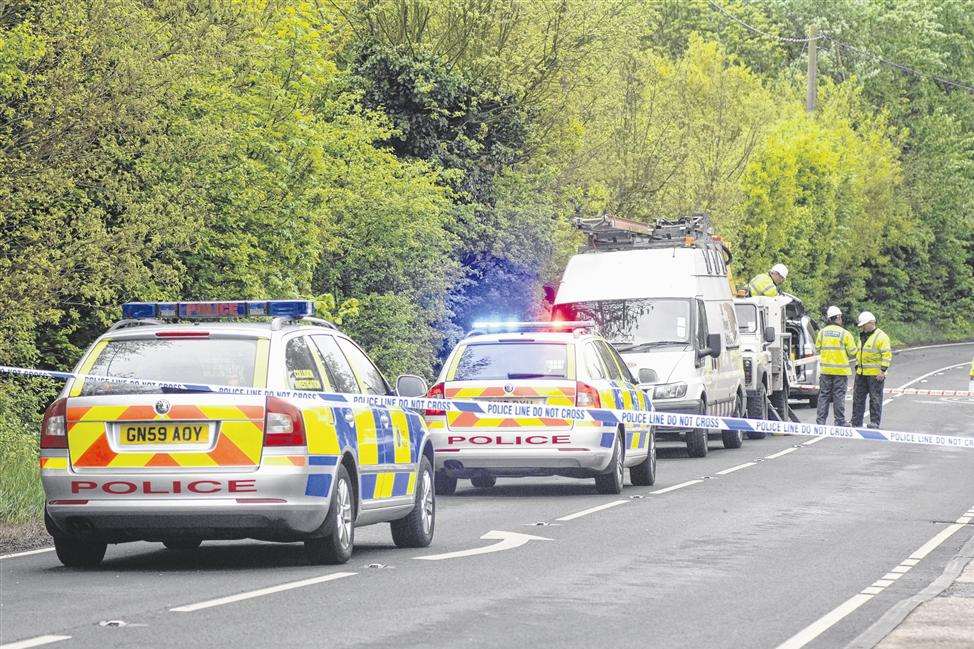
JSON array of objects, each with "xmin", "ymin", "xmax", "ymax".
[
  {"xmin": 696, "ymin": 300, "xmax": 709, "ymax": 349},
  {"xmin": 720, "ymin": 302, "xmax": 740, "ymax": 348},
  {"xmin": 735, "ymin": 304, "xmax": 758, "ymax": 333},
  {"xmin": 556, "ymin": 298, "xmax": 691, "ymax": 352}
]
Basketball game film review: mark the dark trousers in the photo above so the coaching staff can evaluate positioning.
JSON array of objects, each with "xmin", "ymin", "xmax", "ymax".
[
  {"xmin": 816, "ymin": 374, "xmax": 848, "ymax": 426},
  {"xmin": 851, "ymin": 374, "xmax": 884, "ymax": 428}
]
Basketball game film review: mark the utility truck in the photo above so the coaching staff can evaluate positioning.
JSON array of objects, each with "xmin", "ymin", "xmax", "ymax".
[
  {"xmin": 734, "ymin": 296, "xmax": 794, "ymax": 425},
  {"xmin": 551, "ymin": 214, "xmax": 747, "ymax": 458}
]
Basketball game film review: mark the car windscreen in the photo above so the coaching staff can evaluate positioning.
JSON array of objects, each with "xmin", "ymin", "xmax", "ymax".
[
  {"xmin": 453, "ymin": 343, "xmax": 568, "ymax": 381},
  {"xmin": 78, "ymin": 338, "xmax": 260, "ymax": 396},
  {"xmin": 734, "ymin": 304, "xmax": 758, "ymax": 333},
  {"xmin": 554, "ymin": 299, "xmax": 691, "ymax": 352}
]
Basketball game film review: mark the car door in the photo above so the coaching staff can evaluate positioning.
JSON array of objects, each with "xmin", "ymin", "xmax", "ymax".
[
  {"xmin": 594, "ymin": 340, "xmax": 652, "ymax": 459},
  {"xmin": 696, "ymin": 300, "xmax": 719, "ymax": 412},
  {"xmin": 331, "ymin": 336, "xmax": 417, "ymax": 506}
]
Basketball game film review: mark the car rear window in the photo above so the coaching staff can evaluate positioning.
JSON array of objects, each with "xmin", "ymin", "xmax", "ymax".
[
  {"xmin": 78, "ymin": 338, "xmax": 260, "ymax": 396},
  {"xmin": 452, "ymin": 343, "xmax": 568, "ymax": 381}
]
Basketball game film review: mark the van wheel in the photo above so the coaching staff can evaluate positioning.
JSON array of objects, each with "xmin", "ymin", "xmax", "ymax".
[
  {"xmin": 470, "ymin": 474, "xmax": 496, "ymax": 489},
  {"xmin": 595, "ymin": 434, "xmax": 624, "ymax": 494},
  {"xmin": 391, "ymin": 456, "xmax": 435, "ymax": 548},
  {"xmin": 771, "ymin": 379, "xmax": 790, "ymax": 421},
  {"xmin": 687, "ymin": 428, "xmax": 709, "ymax": 457},
  {"xmin": 305, "ymin": 463, "xmax": 354, "ymax": 565},
  {"xmin": 163, "ymin": 538, "xmax": 202, "ymax": 551},
  {"xmin": 721, "ymin": 395, "xmax": 744, "ymax": 449},
  {"xmin": 746, "ymin": 383, "xmax": 768, "ymax": 439},
  {"xmin": 629, "ymin": 430, "xmax": 656, "ymax": 486},
  {"xmin": 53, "ymin": 536, "xmax": 107, "ymax": 568},
  {"xmin": 434, "ymin": 470, "xmax": 457, "ymax": 496}
]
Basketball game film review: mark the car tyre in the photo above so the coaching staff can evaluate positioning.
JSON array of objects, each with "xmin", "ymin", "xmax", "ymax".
[
  {"xmin": 746, "ymin": 383, "xmax": 768, "ymax": 439},
  {"xmin": 721, "ymin": 395, "xmax": 744, "ymax": 449},
  {"xmin": 305, "ymin": 463, "xmax": 354, "ymax": 565},
  {"xmin": 53, "ymin": 536, "xmax": 107, "ymax": 568},
  {"xmin": 470, "ymin": 474, "xmax": 496, "ymax": 489},
  {"xmin": 629, "ymin": 429, "xmax": 656, "ymax": 486},
  {"xmin": 391, "ymin": 456, "xmax": 435, "ymax": 548},
  {"xmin": 770, "ymin": 378, "xmax": 790, "ymax": 422},
  {"xmin": 687, "ymin": 428, "xmax": 709, "ymax": 457},
  {"xmin": 594, "ymin": 434, "xmax": 624, "ymax": 494},
  {"xmin": 434, "ymin": 470, "xmax": 457, "ymax": 496},
  {"xmin": 163, "ymin": 538, "xmax": 203, "ymax": 551}
]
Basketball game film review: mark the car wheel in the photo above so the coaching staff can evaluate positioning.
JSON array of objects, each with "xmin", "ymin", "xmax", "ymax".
[
  {"xmin": 721, "ymin": 395, "xmax": 744, "ymax": 449},
  {"xmin": 746, "ymin": 383, "xmax": 768, "ymax": 439},
  {"xmin": 629, "ymin": 429, "xmax": 656, "ymax": 486},
  {"xmin": 305, "ymin": 463, "xmax": 354, "ymax": 565},
  {"xmin": 434, "ymin": 470, "xmax": 458, "ymax": 496},
  {"xmin": 687, "ymin": 427, "xmax": 709, "ymax": 457},
  {"xmin": 595, "ymin": 433, "xmax": 624, "ymax": 494},
  {"xmin": 163, "ymin": 538, "xmax": 203, "ymax": 551},
  {"xmin": 391, "ymin": 456, "xmax": 435, "ymax": 548},
  {"xmin": 470, "ymin": 474, "xmax": 496, "ymax": 489},
  {"xmin": 53, "ymin": 536, "xmax": 107, "ymax": 568},
  {"xmin": 770, "ymin": 379, "xmax": 790, "ymax": 421}
]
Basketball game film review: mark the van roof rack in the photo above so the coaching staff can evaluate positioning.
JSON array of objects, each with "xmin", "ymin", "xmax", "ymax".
[{"xmin": 573, "ymin": 213, "xmax": 732, "ymax": 263}]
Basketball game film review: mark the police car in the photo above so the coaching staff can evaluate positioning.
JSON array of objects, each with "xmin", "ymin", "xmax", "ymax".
[
  {"xmin": 426, "ymin": 321, "xmax": 656, "ymax": 495},
  {"xmin": 39, "ymin": 300, "xmax": 435, "ymax": 567}
]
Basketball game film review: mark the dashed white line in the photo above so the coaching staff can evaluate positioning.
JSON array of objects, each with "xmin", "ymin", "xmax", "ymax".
[
  {"xmin": 650, "ymin": 479, "xmax": 703, "ymax": 495},
  {"xmin": 715, "ymin": 462, "xmax": 756, "ymax": 475},
  {"xmin": 0, "ymin": 547, "xmax": 55, "ymax": 561},
  {"xmin": 555, "ymin": 500, "xmax": 628, "ymax": 521},
  {"xmin": 775, "ymin": 504, "xmax": 974, "ymax": 649},
  {"xmin": 764, "ymin": 447, "xmax": 798, "ymax": 459},
  {"xmin": 170, "ymin": 572, "xmax": 356, "ymax": 612},
  {"xmin": 802, "ymin": 436, "xmax": 827, "ymax": 446},
  {"xmin": 0, "ymin": 635, "xmax": 71, "ymax": 649}
]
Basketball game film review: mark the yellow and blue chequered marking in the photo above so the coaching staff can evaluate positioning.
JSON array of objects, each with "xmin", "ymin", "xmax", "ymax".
[
  {"xmin": 360, "ymin": 471, "xmax": 417, "ymax": 500},
  {"xmin": 598, "ymin": 382, "xmax": 653, "ymax": 449}
]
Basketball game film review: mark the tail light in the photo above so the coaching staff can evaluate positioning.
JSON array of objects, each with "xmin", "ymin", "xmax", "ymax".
[
  {"xmin": 40, "ymin": 398, "xmax": 68, "ymax": 449},
  {"xmin": 264, "ymin": 396, "xmax": 305, "ymax": 446},
  {"xmin": 575, "ymin": 382, "xmax": 601, "ymax": 408},
  {"xmin": 425, "ymin": 382, "xmax": 445, "ymax": 417}
]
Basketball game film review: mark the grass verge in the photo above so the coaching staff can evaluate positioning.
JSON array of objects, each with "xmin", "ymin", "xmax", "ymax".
[{"xmin": 884, "ymin": 320, "xmax": 974, "ymax": 349}]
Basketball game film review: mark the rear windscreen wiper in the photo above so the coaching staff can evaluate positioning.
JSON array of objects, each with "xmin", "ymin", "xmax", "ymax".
[{"xmin": 506, "ymin": 373, "xmax": 563, "ymax": 379}]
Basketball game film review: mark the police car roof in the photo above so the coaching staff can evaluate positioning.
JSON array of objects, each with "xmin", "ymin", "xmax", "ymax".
[
  {"xmin": 463, "ymin": 330, "xmax": 595, "ymax": 344},
  {"xmin": 102, "ymin": 321, "xmax": 341, "ymax": 340}
]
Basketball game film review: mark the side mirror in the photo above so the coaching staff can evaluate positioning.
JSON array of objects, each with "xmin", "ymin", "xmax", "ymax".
[
  {"xmin": 764, "ymin": 326, "xmax": 776, "ymax": 343},
  {"xmin": 707, "ymin": 333, "xmax": 722, "ymax": 358},
  {"xmin": 638, "ymin": 368, "xmax": 658, "ymax": 384},
  {"xmin": 396, "ymin": 374, "xmax": 429, "ymax": 398}
]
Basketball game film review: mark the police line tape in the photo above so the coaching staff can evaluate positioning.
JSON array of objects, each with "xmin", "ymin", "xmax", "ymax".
[
  {"xmin": 1, "ymin": 365, "xmax": 972, "ymax": 450},
  {"xmin": 883, "ymin": 387, "xmax": 973, "ymax": 397}
]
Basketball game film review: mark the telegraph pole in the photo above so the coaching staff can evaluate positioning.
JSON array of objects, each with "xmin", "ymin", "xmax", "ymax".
[{"xmin": 806, "ymin": 25, "xmax": 818, "ymax": 112}]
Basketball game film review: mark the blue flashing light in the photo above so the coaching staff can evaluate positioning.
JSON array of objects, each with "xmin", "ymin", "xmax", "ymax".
[
  {"xmin": 121, "ymin": 299, "xmax": 314, "ymax": 320},
  {"xmin": 470, "ymin": 319, "xmax": 597, "ymax": 333}
]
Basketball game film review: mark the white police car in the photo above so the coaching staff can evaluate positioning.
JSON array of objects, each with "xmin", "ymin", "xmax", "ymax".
[
  {"xmin": 425, "ymin": 321, "xmax": 656, "ymax": 495},
  {"xmin": 39, "ymin": 300, "xmax": 435, "ymax": 567}
]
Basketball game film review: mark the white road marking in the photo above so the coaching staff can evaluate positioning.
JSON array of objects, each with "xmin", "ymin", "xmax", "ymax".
[
  {"xmin": 900, "ymin": 558, "xmax": 920, "ymax": 566},
  {"xmin": 775, "ymin": 503, "xmax": 974, "ymax": 649},
  {"xmin": 170, "ymin": 572, "xmax": 356, "ymax": 612},
  {"xmin": 894, "ymin": 341, "xmax": 974, "ymax": 352},
  {"xmin": 650, "ymin": 479, "xmax": 703, "ymax": 495},
  {"xmin": 715, "ymin": 462, "xmax": 756, "ymax": 475},
  {"xmin": 882, "ymin": 572, "xmax": 903, "ymax": 581},
  {"xmin": 0, "ymin": 547, "xmax": 55, "ymax": 561},
  {"xmin": 764, "ymin": 447, "xmax": 798, "ymax": 459},
  {"xmin": 554, "ymin": 500, "xmax": 628, "ymax": 522},
  {"xmin": 415, "ymin": 530, "xmax": 551, "ymax": 561},
  {"xmin": 883, "ymin": 362, "xmax": 969, "ymax": 406},
  {"xmin": 0, "ymin": 636, "xmax": 71, "ymax": 649},
  {"xmin": 802, "ymin": 436, "xmax": 827, "ymax": 446}
]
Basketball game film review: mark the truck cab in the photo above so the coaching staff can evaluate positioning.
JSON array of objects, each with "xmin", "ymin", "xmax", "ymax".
[
  {"xmin": 734, "ymin": 296, "xmax": 794, "ymax": 426},
  {"xmin": 552, "ymin": 214, "xmax": 747, "ymax": 458}
]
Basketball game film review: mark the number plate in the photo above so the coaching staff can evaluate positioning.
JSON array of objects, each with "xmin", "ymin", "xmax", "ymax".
[{"xmin": 117, "ymin": 422, "xmax": 210, "ymax": 446}]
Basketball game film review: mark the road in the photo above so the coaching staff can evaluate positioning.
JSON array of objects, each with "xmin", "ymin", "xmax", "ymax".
[{"xmin": 2, "ymin": 343, "xmax": 972, "ymax": 649}]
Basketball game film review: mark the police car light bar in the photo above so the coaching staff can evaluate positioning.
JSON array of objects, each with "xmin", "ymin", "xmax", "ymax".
[
  {"xmin": 122, "ymin": 300, "xmax": 313, "ymax": 320},
  {"xmin": 470, "ymin": 320, "xmax": 597, "ymax": 332}
]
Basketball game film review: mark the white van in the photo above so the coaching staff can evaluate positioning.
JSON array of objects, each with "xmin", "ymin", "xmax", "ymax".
[{"xmin": 551, "ymin": 215, "xmax": 747, "ymax": 457}]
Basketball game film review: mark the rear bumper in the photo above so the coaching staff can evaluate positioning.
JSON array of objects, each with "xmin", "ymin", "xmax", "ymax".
[
  {"xmin": 431, "ymin": 426, "xmax": 616, "ymax": 475},
  {"xmin": 41, "ymin": 455, "xmax": 336, "ymax": 542}
]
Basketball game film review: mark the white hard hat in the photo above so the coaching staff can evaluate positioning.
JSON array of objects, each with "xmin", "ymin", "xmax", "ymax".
[
  {"xmin": 771, "ymin": 263, "xmax": 789, "ymax": 279},
  {"xmin": 826, "ymin": 305, "xmax": 842, "ymax": 319},
  {"xmin": 857, "ymin": 311, "xmax": 876, "ymax": 327}
]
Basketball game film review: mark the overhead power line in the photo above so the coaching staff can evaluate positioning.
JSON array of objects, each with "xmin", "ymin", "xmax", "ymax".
[{"xmin": 706, "ymin": 1, "xmax": 974, "ymax": 95}]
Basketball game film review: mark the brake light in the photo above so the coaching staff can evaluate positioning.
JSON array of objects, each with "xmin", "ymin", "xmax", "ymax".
[
  {"xmin": 575, "ymin": 382, "xmax": 601, "ymax": 408},
  {"xmin": 264, "ymin": 396, "xmax": 305, "ymax": 446},
  {"xmin": 40, "ymin": 398, "xmax": 67, "ymax": 449},
  {"xmin": 425, "ymin": 382, "xmax": 445, "ymax": 417},
  {"xmin": 155, "ymin": 331, "xmax": 210, "ymax": 338}
]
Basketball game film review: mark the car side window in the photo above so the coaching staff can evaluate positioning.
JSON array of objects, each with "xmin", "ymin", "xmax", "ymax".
[
  {"xmin": 336, "ymin": 338, "xmax": 391, "ymax": 396},
  {"xmin": 583, "ymin": 343, "xmax": 607, "ymax": 381},
  {"xmin": 311, "ymin": 335, "xmax": 358, "ymax": 394},
  {"xmin": 285, "ymin": 336, "xmax": 324, "ymax": 391},
  {"xmin": 595, "ymin": 341, "xmax": 625, "ymax": 382},
  {"xmin": 696, "ymin": 300, "xmax": 709, "ymax": 349},
  {"xmin": 599, "ymin": 341, "xmax": 636, "ymax": 384}
]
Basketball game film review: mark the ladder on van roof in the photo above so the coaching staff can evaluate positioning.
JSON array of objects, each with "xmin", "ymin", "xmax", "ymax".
[{"xmin": 573, "ymin": 213, "xmax": 732, "ymax": 263}]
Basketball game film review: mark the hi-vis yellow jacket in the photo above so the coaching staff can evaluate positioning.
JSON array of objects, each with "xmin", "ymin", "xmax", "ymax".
[
  {"xmin": 856, "ymin": 328, "xmax": 892, "ymax": 376},
  {"xmin": 748, "ymin": 273, "xmax": 779, "ymax": 297},
  {"xmin": 815, "ymin": 324, "xmax": 857, "ymax": 376}
]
